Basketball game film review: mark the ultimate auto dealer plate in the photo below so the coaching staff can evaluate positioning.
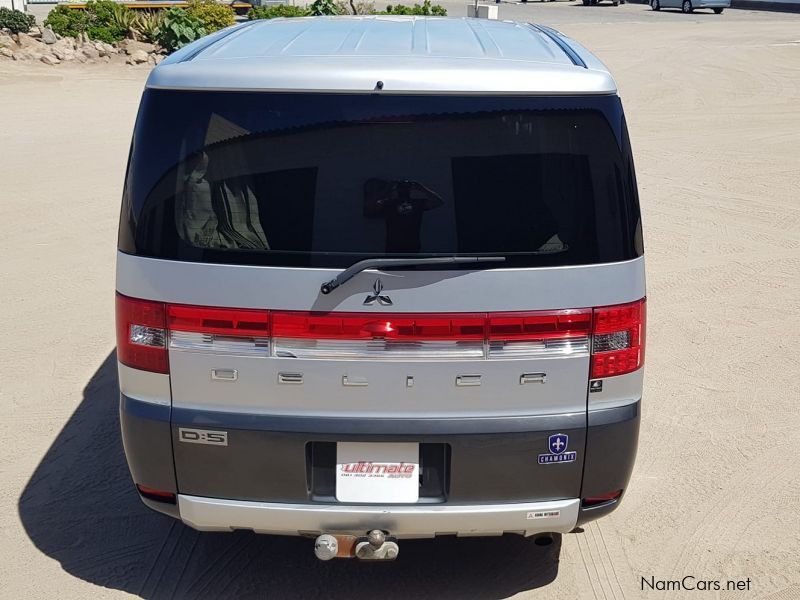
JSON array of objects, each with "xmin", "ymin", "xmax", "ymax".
[{"xmin": 335, "ymin": 442, "xmax": 419, "ymax": 503}]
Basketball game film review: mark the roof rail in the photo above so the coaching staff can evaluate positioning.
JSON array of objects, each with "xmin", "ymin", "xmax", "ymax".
[
  {"xmin": 527, "ymin": 24, "xmax": 587, "ymax": 69},
  {"xmin": 160, "ymin": 20, "xmax": 260, "ymax": 66}
]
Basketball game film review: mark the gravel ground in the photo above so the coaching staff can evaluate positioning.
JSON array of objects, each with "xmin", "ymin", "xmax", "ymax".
[{"xmin": 1, "ymin": 5, "xmax": 799, "ymax": 599}]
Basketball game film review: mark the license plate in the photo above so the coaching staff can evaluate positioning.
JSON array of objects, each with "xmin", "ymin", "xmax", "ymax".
[{"xmin": 335, "ymin": 442, "xmax": 419, "ymax": 503}]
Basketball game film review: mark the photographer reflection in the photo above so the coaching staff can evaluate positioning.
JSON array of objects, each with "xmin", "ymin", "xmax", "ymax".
[{"xmin": 364, "ymin": 178, "xmax": 444, "ymax": 253}]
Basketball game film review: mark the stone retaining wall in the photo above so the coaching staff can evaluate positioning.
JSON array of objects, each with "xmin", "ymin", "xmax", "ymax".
[{"xmin": 0, "ymin": 26, "xmax": 165, "ymax": 65}]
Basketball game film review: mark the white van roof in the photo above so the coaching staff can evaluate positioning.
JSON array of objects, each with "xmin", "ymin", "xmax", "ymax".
[{"xmin": 147, "ymin": 16, "xmax": 616, "ymax": 95}]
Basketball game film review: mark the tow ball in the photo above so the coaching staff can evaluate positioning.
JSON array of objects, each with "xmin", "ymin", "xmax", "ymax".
[{"xmin": 314, "ymin": 530, "xmax": 399, "ymax": 561}]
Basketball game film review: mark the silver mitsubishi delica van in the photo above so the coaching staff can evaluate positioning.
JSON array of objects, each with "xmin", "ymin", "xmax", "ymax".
[{"xmin": 116, "ymin": 16, "xmax": 645, "ymax": 561}]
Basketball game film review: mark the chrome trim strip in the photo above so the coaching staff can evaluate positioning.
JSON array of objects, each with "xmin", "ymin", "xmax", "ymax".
[
  {"xmin": 273, "ymin": 338, "xmax": 485, "ymax": 360},
  {"xmin": 170, "ymin": 331, "xmax": 270, "ymax": 355},
  {"xmin": 171, "ymin": 333, "xmax": 588, "ymax": 361},
  {"xmin": 178, "ymin": 495, "xmax": 580, "ymax": 539},
  {"xmin": 488, "ymin": 337, "xmax": 589, "ymax": 359},
  {"xmin": 272, "ymin": 337, "xmax": 588, "ymax": 361}
]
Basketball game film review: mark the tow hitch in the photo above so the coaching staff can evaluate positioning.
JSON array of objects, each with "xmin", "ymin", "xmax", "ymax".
[{"xmin": 314, "ymin": 530, "xmax": 400, "ymax": 561}]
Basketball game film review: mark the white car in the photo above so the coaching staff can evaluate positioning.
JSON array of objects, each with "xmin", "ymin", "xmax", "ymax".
[
  {"xmin": 651, "ymin": 0, "xmax": 729, "ymax": 13},
  {"xmin": 581, "ymin": 0, "xmax": 626, "ymax": 6}
]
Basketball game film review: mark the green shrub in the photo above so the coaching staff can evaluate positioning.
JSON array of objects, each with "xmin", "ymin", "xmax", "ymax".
[
  {"xmin": 44, "ymin": 0, "xmax": 129, "ymax": 42},
  {"xmin": 185, "ymin": 0, "xmax": 234, "ymax": 33},
  {"xmin": 0, "ymin": 7, "xmax": 35, "ymax": 34},
  {"xmin": 248, "ymin": 4, "xmax": 310, "ymax": 19},
  {"xmin": 44, "ymin": 5, "xmax": 90, "ymax": 38},
  {"xmin": 85, "ymin": 0, "xmax": 128, "ymax": 41},
  {"xmin": 309, "ymin": 0, "xmax": 339, "ymax": 15},
  {"xmin": 133, "ymin": 10, "xmax": 165, "ymax": 43},
  {"xmin": 381, "ymin": 0, "xmax": 446, "ymax": 14},
  {"xmin": 247, "ymin": 0, "xmax": 444, "ymax": 19},
  {"xmin": 155, "ymin": 7, "xmax": 207, "ymax": 52}
]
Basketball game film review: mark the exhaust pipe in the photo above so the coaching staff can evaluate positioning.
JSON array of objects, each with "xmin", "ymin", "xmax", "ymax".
[{"xmin": 314, "ymin": 530, "xmax": 399, "ymax": 561}]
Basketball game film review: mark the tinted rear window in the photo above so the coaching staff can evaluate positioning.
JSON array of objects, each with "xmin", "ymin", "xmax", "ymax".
[{"xmin": 120, "ymin": 91, "xmax": 641, "ymax": 268}]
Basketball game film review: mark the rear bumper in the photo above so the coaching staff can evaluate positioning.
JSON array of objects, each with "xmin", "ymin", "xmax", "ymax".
[
  {"xmin": 120, "ymin": 395, "xmax": 640, "ymax": 536},
  {"xmin": 179, "ymin": 495, "xmax": 581, "ymax": 539}
]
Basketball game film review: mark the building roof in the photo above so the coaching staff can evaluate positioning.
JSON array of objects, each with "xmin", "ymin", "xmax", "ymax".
[{"xmin": 147, "ymin": 16, "xmax": 616, "ymax": 94}]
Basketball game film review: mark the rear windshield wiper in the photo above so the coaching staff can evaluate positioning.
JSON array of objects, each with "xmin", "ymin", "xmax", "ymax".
[{"xmin": 320, "ymin": 256, "xmax": 506, "ymax": 295}]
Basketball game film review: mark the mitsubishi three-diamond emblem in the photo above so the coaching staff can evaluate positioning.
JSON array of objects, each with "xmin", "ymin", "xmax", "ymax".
[{"xmin": 363, "ymin": 279, "xmax": 393, "ymax": 306}]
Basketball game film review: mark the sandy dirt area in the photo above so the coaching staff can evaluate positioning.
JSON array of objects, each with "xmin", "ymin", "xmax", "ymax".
[{"xmin": 1, "ymin": 6, "xmax": 799, "ymax": 599}]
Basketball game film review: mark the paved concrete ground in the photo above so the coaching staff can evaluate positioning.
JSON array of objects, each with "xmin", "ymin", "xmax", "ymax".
[
  {"xmin": 1, "ymin": 6, "xmax": 799, "ymax": 600},
  {"xmin": 24, "ymin": 0, "xmax": 800, "ymax": 22},
  {"xmin": 428, "ymin": 0, "xmax": 800, "ymax": 21}
]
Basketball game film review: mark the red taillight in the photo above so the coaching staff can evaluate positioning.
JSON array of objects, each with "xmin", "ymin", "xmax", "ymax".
[
  {"xmin": 582, "ymin": 489, "xmax": 623, "ymax": 507},
  {"xmin": 488, "ymin": 310, "xmax": 592, "ymax": 341},
  {"xmin": 116, "ymin": 295, "xmax": 646, "ymax": 372},
  {"xmin": 116, "ymin": 293, "xmax": 168, "ymax": 374},
  {"xmin": 168, "ymin": 304, "xmax": 270, "ymax": 337},
  {"xmin": 590, "ymin": 299, "xmax": 646, "ymax": 378},
  {"xmin": 271, "ymin": 312, "xmax": 485, "ymax": 341}
]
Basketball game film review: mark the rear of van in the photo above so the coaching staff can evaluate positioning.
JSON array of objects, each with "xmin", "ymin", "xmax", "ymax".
[{"xmin": 116, "ymin": 17, "xmax": 644, "ymax": 553}]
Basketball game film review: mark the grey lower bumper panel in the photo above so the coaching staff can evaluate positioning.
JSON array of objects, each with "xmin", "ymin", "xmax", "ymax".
[{"xmin": 178, "ymin": 495, "xmax": 580, "ymax": 539}]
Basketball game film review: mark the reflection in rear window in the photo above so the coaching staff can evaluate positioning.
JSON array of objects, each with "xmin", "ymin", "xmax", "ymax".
[{"xmin": 120, "ymin": 91, "xmax": 641, "ymax": 268}]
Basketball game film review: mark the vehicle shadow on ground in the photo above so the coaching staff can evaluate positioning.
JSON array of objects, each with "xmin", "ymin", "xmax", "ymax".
[{"xmin": 19, "ymin": 351, "xmax": 562, "ymax": 599}]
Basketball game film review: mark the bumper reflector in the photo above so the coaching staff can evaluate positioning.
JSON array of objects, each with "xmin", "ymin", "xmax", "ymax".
[
  {"xmin": 582, "ymin": 489, "xmax": 622, "ymax": 508},
  {"xmin": 136, "ymin": 484, "xmax": 177, "ymax": 504}
]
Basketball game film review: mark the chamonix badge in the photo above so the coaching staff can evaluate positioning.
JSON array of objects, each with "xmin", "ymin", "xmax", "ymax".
[{"xmin": 538, "ymin": 433, "xmax": 577, "ymax": 465}]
